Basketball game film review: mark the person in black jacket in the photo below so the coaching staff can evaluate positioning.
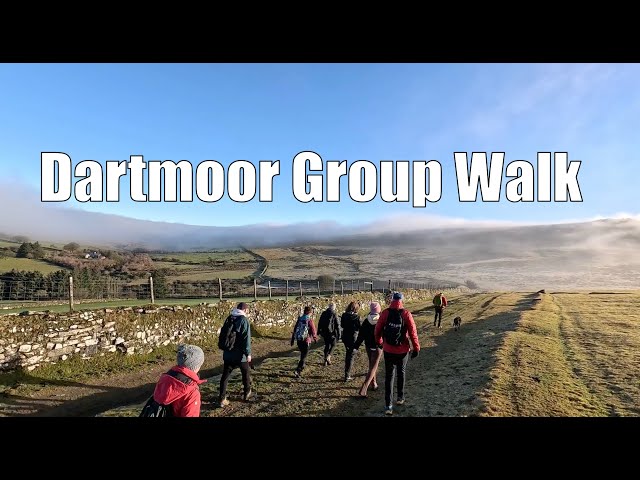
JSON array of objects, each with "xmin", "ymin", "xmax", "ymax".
[
  {"xmin": 341, "ymin": 301, "xmax": 361, "ymax": 381},
  {"xmin": 354, "ymin": 302, "xmax": 383, "ymax": 397},
  {"xmin": 317, "ymin": 302, "xmax": 341, "ymax": 366}
]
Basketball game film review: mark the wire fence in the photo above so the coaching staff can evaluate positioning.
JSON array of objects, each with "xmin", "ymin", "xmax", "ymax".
[{"xmin": 0, "ymin": 275, "xmax": 462, "ymax": 306}]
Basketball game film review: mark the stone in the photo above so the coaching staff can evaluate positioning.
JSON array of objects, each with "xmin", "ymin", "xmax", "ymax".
[
  {"xmin": 70, "ymin": 325, "xmax": 78, "ymax": 329},
  {"xmin": 46, "ymin": 343, "xmax": 55, "ymax": 350},
  {"xmin": 27, "ymin": 365, "xmax": 37, "ymax": 371},
  {"xmin": 74, "ymin": 348, "xmax": 80, "ymax": 353},
  {"xmin": 54, "ymin": 343, "xmax": 63, "ymax": 350},
  {"xmin": 136, "ymin": 308, "xmax": 144, "ymax": 313},
  {"xmin": 19, "ymin": 344, "xmax": 32, "ymax": 353},
  {"xmin": 114, "ymin": 337, "xmax": 125, "ymax": 345},
  {"xmin": 85, "ymin": 339, "xmax": 98, "ymax": 346},
  {"xmin": 104, "ymin": 309, "xmax": 114, "ymax": 313},
  {"xmin": 26, "ymin": 355, "xmax": 43, "ymax": 366},
  {"xmin": 85, "ymin": 345, "xmax": 98, "ymax": 355},
  {"xmin": 62, "ymin": 354, "xmax": 68, "ymax": 360},
  {"xmin": 162, "ymin": 340, "xmax": 170, "ymax": 346},
  {"xmin": 77, "ymin": 343, "xmax": 86, "ymax": 348},
  {"xmin": 126, "ymin": 347, "xmax": 135, "ymax": 355},
  {"xmin": 104, "ymin": 322, "xmax": 116, "ymax": 328}
]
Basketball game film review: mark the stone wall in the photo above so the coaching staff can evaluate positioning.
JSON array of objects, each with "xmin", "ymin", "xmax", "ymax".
[{"xmin": 0, "ymin": 288, "xmax": 460, "ymax": 371}]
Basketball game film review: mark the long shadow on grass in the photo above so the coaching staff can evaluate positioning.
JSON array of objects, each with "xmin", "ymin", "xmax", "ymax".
[
  {"xmin": 311, "ymin": 293, "xmax": 537, "ymax": 417},
  {"xmin": 17, "ymin": 341, "xmax": 302, "ymax": 417}
]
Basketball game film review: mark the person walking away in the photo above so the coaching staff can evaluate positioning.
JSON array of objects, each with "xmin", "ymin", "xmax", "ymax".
[
  {"xmin": 317, "ymin": 302, "xmax": 341, "ymax": 366},
  {"xmin": 374, "ymin": 292, "xmax": 420, "ymax": 415},
  {"xmin": 291, "ymin": 306, "xmax": 318, "ymax": 377},
  {"xmin": 218, "ymin": 302, "xmax": 253, "ymax": 407},
  {"xmin": 433, "ymin": 291, "xmax": 448, "ymax": 329},
  {"xmin": 341, "ymin": 301, "xmax": 362, "ymax": 381},
  {"xmin": 354, "ymin": 302, "xmax": 383, "ymax": 397},
  {"xmin": 149, "ymin": 344, "xmax": 207, "ymax": 417}
]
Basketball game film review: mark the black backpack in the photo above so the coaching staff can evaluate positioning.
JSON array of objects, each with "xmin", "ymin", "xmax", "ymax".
[
  {"xmin": 383, "ymin": 308, "xmax": 406, "ymax": 346},
  {"xmin": 319, "ymin": 309, "xmax": 334, "ymax": 336},
  {"xmin": 139, "ymin": 370, "xmax": 193, "ymax": 417},
  {"xmin": 218, "ymin": 315, "xmax": 238, "ymax": 351}
]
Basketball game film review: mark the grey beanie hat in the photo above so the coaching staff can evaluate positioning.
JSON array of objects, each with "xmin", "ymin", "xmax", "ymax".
[{"xmin": 177, "ymin": 344, "xmax": 205, "ymax": 372}]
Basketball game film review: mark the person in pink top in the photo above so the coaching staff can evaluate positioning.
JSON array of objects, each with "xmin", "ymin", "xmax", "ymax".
[
  {"xmin": 290, "ymin": 305, "xmax": 318, "ymax": 377},
  {"xmin": 374, "ymin": 292, "xmax": 420, "ymax": 415}
]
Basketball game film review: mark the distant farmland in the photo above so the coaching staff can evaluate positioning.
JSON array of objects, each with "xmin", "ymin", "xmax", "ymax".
[{"xmin": 0, "ymin": 257, "xmax": 67, "ymax": 274}]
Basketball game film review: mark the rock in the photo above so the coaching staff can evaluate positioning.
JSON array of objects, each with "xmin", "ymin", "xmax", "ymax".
[
  {"xmin": 62, "ymin": 354, "xmax": 68, "ymax": 360},
  {"xmin": 27, "ymin": 365, "xmax": 37, "ymax": 371},
  {"xmin": 104, "ymin": 309, "xmax": 114, "ymax": 313},
  {"xmin": 144, "ymin": 309, "xmax": 159, "ymax": 314},
  {"xmin": 74, "ymin": 348, "xmax": 80, "ymax": 353},
  {"xmin": 77, "ymin": 343, "xmax": 86, "ymax": 348},
  {"xmin": 19, "ymin": 344, "xmax": 32, "ymax": 353},
  {"xmin": 136, "ymin": 308, "xmax": 144, "ymax": 314},
  {"xmin": 85, "ymin": 339, "xmax": 98, "ymax": 346},
  {"xmin": 46, "ymin": 343, "xmax": 55, "ymax": 350},
  {"xmin": 85, "ymin": 345, "xmax": 98, "ymax": 355},
  {"xmin": 69, "ymin": 325, "xmax": 78, "ymax": 329},
  {"xmin": 126, "ymin": 347, "xmax": 135, "ymax": 355},
  {"xmin": 54, "ymin": 343, "xmax": 63, "ymax": 350},
  {"xmin": 114, "ymin": 337, "xmax": 125, "ymax": 345},
  {"xmin": 104, "ymin": 322, "xmax": 115, "ymax": 328}
]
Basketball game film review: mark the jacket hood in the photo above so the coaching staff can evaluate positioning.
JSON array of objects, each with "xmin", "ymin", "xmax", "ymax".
[
  {"xmin": 366, "ymin": 313, "xmax": 380, "ymax": 325},
  {"xmin": 153, "ymin": 366, "xmax": 206, "ymax": 405},
  {"xmin": 231, "ymin": 308, "xmax": 246, "ymax": 317},
  {"xmin": 389, "ymin": 300, "xmax": 404, "ymax": 309}
]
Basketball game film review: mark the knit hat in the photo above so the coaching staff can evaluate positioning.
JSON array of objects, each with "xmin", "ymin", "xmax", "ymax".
[
  {"xmin": 370, "ymin": 302, "xmax": 381, "ymax": 314},
  {"xmin": 177, "ymin": 344, "xmax": 205, "ymax": 372},
  {"xmin": 392, "ymin": 292, "xmax": 404, "ymax": 301},
  {"xmin": 328, "ymin": 303, "xmax": 336, "ymax": 312}
]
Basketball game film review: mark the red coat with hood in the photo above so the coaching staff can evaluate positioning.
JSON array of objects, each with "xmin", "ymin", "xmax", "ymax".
[
  {"xmin": 374, "ymin": 299, "xmax": 420, "ymax": 355},
  {"xmin": 153, "ymin": 365, "xmax": 207, "ymax": 417}
]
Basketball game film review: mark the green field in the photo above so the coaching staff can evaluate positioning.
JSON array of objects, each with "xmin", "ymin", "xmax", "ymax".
[
  {"xmin": 0, "ymin": 257, "xmax": 67, "ymax": 274},
  {"xmin": 150, "ymin": 251, "xmax": 254, "ymax": 263}
]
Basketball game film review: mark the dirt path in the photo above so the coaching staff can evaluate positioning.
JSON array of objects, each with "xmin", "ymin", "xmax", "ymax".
[
  {"xmin": 0, "ymin": 336, "xmax": 297, "ymax": 417},
  {"xmin": 100, "ymin": 293, "xmax": 527, "ymax": 417}
]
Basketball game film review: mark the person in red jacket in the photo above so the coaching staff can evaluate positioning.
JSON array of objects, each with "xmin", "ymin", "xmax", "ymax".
[
  {"xmin": 374, "ymin": 292, "xmax": 420, "ymax": 415},
  {"xmin": 152, "ymin": 344, "xmax": 207, "ymax": 417},
  {"xmin": 291, "ymin": 305, "xmax": 318, "ymax": 377}
]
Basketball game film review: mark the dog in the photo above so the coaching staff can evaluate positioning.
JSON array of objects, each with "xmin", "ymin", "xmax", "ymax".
[{"xmin": 453, "ymin": 316, "xmax": 462, "ymax": 331}]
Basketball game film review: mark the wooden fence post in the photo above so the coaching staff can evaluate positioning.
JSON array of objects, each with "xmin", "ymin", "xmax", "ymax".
[
  {"xmin": 69, "ymin": 276, "xmax": 74, "ymax": 312},
  {"xmin": 286, "ymin": 279, "xmax": 289, "ymax": 302},
  {"xmin": 254, "ymin": 278, "xmax": 257, "ymax": 300},
  {"xmin": 300, "ymin": 281, "xmax": 303, "ymax": 299},
  {"xmin": 149, "ymin": 276, "xmax": 155, "ymax": 304},
  {"xmin": 317, "ymin": 281, "xmax": 321, "ymax": 297},
  {"xmin": 218, "ymin": 278, "xmax": 222, "ymax": 301},
  {"xmin": 268, "ymin": 281, "xmax": 272, "ymax": 300},
  {"xmin": 341, "ymin": 282, "xmax": 344, "ymax": 295}
]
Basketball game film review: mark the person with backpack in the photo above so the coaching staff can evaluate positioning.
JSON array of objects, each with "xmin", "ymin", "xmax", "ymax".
[
  {"xmin": 317, "ymin": 302, "xmax": 341, "ymax": 366},
  {"xmin": 433, "ymin": 291, "xmax": 448, "ymax": 328},
  {"xmin": 341, "ymin": 301, "xmax": 362, "ymax": 382},
  {"xmin": 354, "ymin": 302, "xmax": 383, "ymax": 397},
  {"xmin": 374, "ymin": 292, "xmax": 420, "ymax": 415},
  {"xmin": 142, "ymin": 344, "xmax": 207, "ymax": 417},
  {"xmin": 218, "ymin": 302, "xmax": 252, "ymax": 408},
  {"xmin": 290, "ymin": 305, "xmax": 318, "ymax": 377}
]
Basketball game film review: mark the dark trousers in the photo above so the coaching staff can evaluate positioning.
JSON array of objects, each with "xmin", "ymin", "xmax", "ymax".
[
  {"xmin": 384, "ymin": 351, "xmax": 409, "ymax": 406},
  {"xmin": 434, "ymin": 307, "xmax": 443, "ymax": 327},
  {"xmin": 219, "ymin": 361, "xmax": 251, "ymax": 400},
  {"xmin": 296, "ymin": 340, "xmax": 310, "ymax": 372},
  {"xmin": 345, "ymin": 347, "xmax": 357, "ymax": 377},
  {"xmin": 323, "ymin": 336, "xmax": 337, "ymax": 357}
]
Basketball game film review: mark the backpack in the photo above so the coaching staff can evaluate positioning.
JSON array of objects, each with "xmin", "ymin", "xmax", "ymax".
[
  {"xmin": 383, "ymin": 308, "xmax": 406, "ymax": 346},
  {"xmin": 139, "ymin": 370, "xmax": 193, "ymax": 417},
  {"xmin": 218, "ymin": 315, "xmax": 238, "ymax": 351},
  {"xmin": 319, "ymin": 310, "xmax": 335, "ymax": 336},
  {"xmin": 433, "ymin": 294, "xmax": 442, "ymax": 307},
  {"xmin": 294, "ymin": 317, "xmax": 309, "ymax": 341}
]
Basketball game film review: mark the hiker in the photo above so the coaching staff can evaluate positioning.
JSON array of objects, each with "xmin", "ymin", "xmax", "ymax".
[
  {"xmin": 374, "ymin": 292, "xmax": 420, "ymax": 415},
  {"xmin": 290, "ymin": 305, "xmax": 318, "ymax": 377},
  {"xmin": 218, "ymin": 302, "xmax": 253, "ymax": 407},
  {"xmin": 354, "ymin": 302, "xmax": 383, "ymax": 397},
  {"xmin": 433, "ymin": 291, "xmax": 448, "ymax": 328},
  {"xmin": 150, "ymin": 344, "xmax": 207, "ymax": 417},
  {"xmin": 341, "ymin": 301, "xmax": 362, "ymax": 382},
  {"xmin": 317, "ymin": 302, "xmax": 341, "ymax": 366}
]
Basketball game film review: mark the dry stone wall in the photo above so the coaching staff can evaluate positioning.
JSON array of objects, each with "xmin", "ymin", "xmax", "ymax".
[{"xmin": 0, "ymin": 288, "xmax": 455, "ymax": 371}]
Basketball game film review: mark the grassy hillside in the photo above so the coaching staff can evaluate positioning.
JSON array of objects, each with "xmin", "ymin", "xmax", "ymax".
[{"xmin": 0, "ymin": 257, "xmax": 67, "ymax": 274}]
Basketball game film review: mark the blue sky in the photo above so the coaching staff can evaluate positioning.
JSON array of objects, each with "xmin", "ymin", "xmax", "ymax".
[{"xmin": 1, "ymin": 63, "xmax": 638, "ymax": 227}]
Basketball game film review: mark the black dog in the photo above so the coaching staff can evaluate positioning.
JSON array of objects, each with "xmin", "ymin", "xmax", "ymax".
[{"xmin": 453, "ymin": 316, "xmax": 462, "ymax": 331}]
